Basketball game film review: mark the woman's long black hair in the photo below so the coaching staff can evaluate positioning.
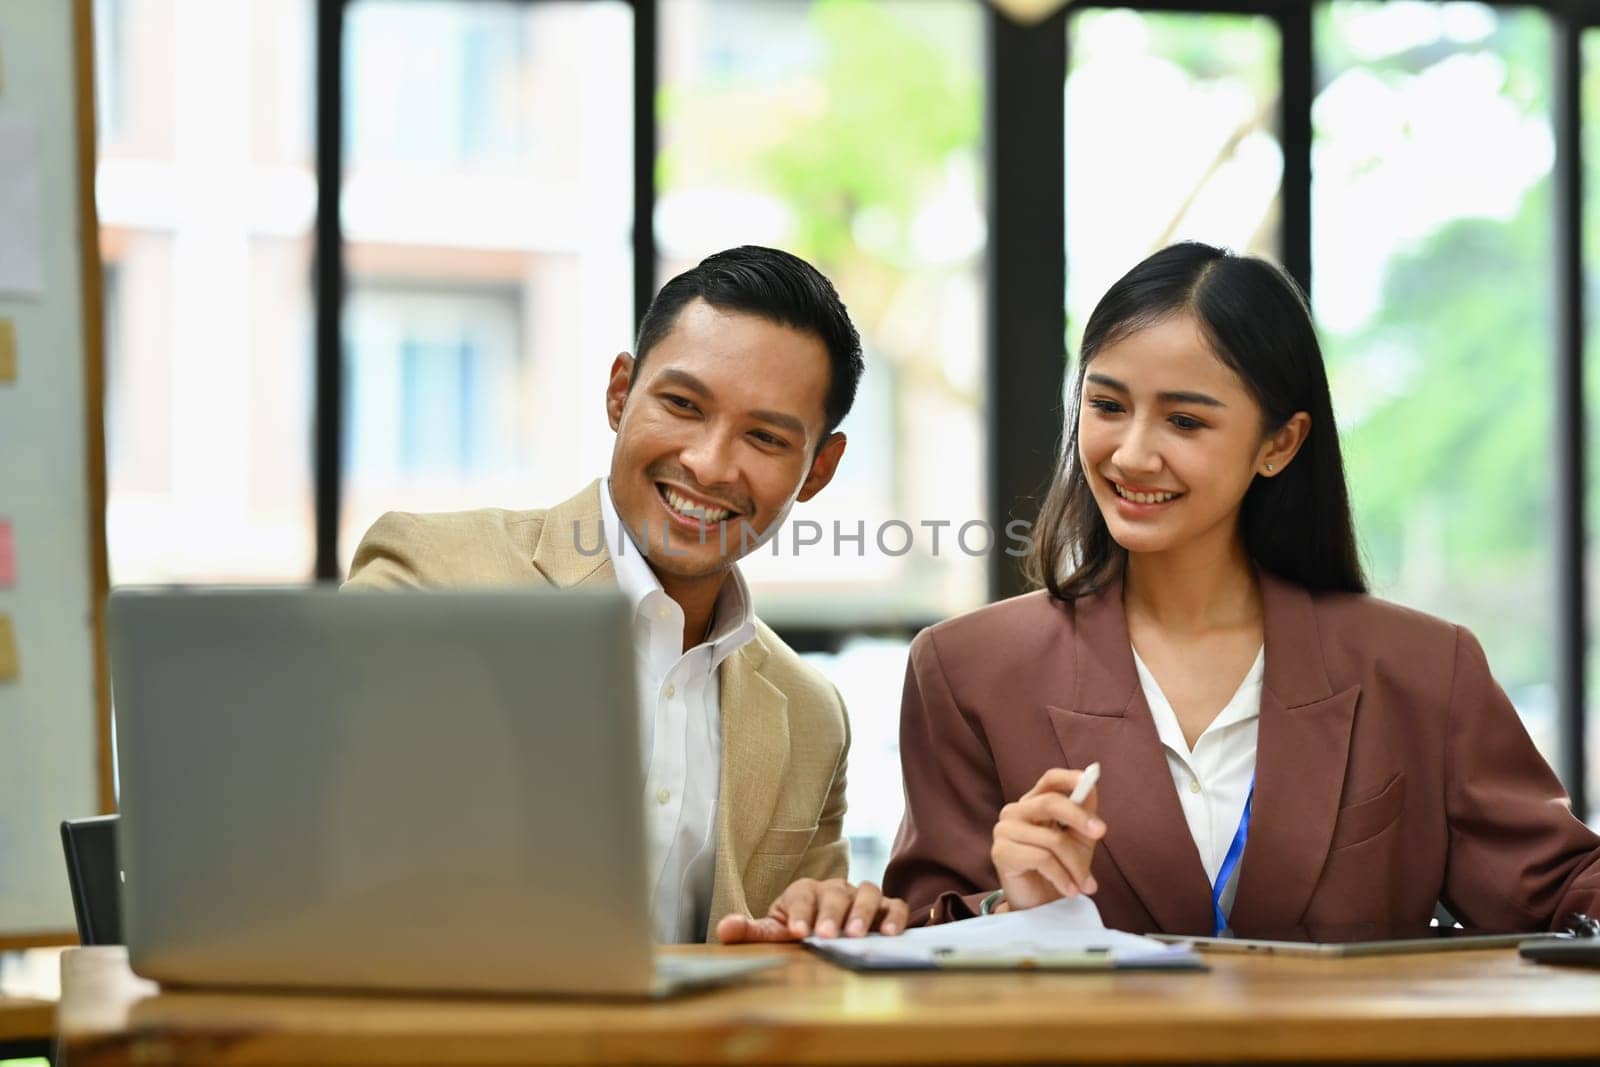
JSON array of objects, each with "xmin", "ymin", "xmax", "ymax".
[{"xmin": 1026, "ymin": 242, "xmax": 1367, "ymax": 599}]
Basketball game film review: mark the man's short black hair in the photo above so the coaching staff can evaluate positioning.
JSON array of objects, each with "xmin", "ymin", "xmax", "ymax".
[{"xmin": 634, "ymin": 245, "xmax": 864, "ymax": 437}]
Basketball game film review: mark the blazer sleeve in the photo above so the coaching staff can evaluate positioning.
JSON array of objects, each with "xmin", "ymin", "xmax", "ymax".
[
  {"xmin": 881, "ymin": 628, "xmax": 1007, "ymax": 926},
  {"xmin": 1441, "ymin": 625, "xmax": 1600, "ymax": 930},
  {"xmin": 342, "ymin": 511, "xmax": 430, "ymax": 590}
]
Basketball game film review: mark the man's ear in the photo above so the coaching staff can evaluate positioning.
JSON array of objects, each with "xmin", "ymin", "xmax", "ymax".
[
  {"xmin": 605, "ymin": 353, "xmax": 635, "ymax": 432},
  {"xmin": 1258, "ymin": 411, "xmax": 1311, "ymax": 477},
  {"xmin": 797, "ymin": 433, "xmax": 847, "ymax": 503}
]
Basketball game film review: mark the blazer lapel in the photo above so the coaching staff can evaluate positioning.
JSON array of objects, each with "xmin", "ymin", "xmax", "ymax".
[
  {"xmin": 529, "ymin": 480, "xmax": 617, "ymax": 590},
  {"xmin": 1227, "ymin": 571, "xmax": 1360, "ymax": 936},
  {"xmin": 1048, "ymin": 580, "xmax": 1215, "ymax": 935},
  {"xmin": 705, "ymin": 634, "xmax": 790, "ymax": 936}
]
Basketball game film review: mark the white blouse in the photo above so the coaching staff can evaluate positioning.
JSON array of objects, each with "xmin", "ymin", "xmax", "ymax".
[{"xmin": 1131, "ymin": 644, "xmax": 1263, "ymax": 928}]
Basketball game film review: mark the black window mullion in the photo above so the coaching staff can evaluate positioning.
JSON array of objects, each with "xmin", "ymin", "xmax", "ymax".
[
  {"xmin": 987, "ymin": 6, "xmax": 1069, "ymax": 602},
  {"xmin": 1276, "ymin": 3, "xmax": 1313, "ymax": 293},
  {"xmin": 1553, "ymin": 4, "xmax": 1587, "ymax": 813},
  {"xmin": 313, "ymin": 0, "xmax": 345, "ymax": 582},
  {"xmin": 633, "ymin": 0, "xmax": 657, "ymax": 334}
]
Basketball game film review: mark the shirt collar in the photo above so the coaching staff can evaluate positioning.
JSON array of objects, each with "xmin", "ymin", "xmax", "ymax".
[
  {"xmin": 599, "ymin": 479, "xmax": 757, "ymax": 668},
  {"xmin": 1133, "ymin": 644, "xmax": 1264, "ymax": 755}
]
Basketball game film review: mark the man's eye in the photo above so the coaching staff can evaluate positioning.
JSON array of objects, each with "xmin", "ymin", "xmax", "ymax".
[
  {"xmin": 751, "ymin": 431, "xmax": 787, "ymax": 448},
  {"xmin": 663, "ymin": 395, "xmax": 695, "ymax": 411}
]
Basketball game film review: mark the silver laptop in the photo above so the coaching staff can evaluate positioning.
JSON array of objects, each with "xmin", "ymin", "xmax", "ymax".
[{"xmin": 107, "ymin": 586, "xmax": 779, "ymax": 997}]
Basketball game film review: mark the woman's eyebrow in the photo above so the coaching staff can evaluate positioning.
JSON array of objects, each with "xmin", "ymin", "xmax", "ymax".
[{"xmin": 1086, "ymin": 373, "xmax": 1226, "ymax": 408}]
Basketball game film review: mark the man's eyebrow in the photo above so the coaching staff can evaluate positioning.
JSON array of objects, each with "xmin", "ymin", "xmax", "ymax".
[
  {"xmin": 749, "ymin": 409, "xmax": 806, "ymax": 437},
  {"xmin": 654, "ymin": 368, "xmax": 711, "ymax": 396},
  {"xmin": 1085, "ymin": 373, "xmax": 1226, "ymax": 408},
  {"xmin": 653, "ymin": 368, "xmax": 808, "ymax": 436}
]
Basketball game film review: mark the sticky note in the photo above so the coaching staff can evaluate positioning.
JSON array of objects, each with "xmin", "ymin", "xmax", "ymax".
[
  {"xmin": 0, "ymin": 615, "xmax": 16, "ymax": 681},
  {"xmin": 0, "ymin": 519, "xmax": 12, "ymax": 587},
  {"xmin": 0, "ymin": 317, "xmax": 14, "ymax": 383}
]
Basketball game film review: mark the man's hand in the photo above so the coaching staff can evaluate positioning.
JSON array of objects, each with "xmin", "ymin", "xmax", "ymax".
[{"xmin": 716, "ymin": 878, "xmax": 909, "ymax": 943}]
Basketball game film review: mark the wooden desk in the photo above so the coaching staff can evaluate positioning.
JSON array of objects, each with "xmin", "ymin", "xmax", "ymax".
[{"xmin": 56, "ymin": 944, "xmax": 1600, "ymax": 1066}]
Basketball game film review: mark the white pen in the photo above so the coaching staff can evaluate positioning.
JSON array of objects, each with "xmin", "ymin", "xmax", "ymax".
[{"xmin": 1069, "ymin": 761, "xmax": 1101, "ymax": 805}]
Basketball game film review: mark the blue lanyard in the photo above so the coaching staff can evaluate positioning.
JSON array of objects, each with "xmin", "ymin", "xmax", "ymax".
[{"xmin": 1212, "ymin": 777, "xmax": 1254, "ymax": 937}]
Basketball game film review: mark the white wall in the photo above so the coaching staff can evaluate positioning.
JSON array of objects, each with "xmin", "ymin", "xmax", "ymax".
[{"xmin": 0, "ymin": 0, "xmax": 103, "ymax": 937}]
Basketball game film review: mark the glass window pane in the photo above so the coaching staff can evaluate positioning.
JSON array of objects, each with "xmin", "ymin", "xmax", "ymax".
[
  {"xmin": 338, "ymin": 0, "xmax": 634, "ymax": 570},
  {"xmin": 97, "ymin": 0, "xmax": 316, "ymax": 582},
  {"xmin": 1066, "ymin": 9, "xmax": 1283, "ymax": 352},
  {"xmin": 658, "ymin": 0, "xmax": 988, "ymax": 626},
  {"xmin": 1316, "ymin": 3, "xmax": 1558, "ymax": 766},
  {"xmin": 804, "ymin": 637, "xmax": 911, "ymax": 886},
  {"xmin": 659, "ymin": 0, "xmax": 985, "ymax": 876}
]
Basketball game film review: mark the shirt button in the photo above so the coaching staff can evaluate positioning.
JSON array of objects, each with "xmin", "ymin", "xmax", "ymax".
[
  {"xmin": 664, "ymin": 683, "xmax": 676, "ymax": 699},
  {"xmin": 1189, "ymin": 778, "xmax": 1202, "ymax": 794},
  {"xmin": 656, "ymin": 788, "xmax": 671, "ymax": 805}
]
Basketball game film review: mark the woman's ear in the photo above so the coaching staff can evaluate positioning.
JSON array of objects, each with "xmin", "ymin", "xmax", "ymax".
[{"xmin": 1258, "ymin": 412, "xmax": 1311, "ymax": 477}]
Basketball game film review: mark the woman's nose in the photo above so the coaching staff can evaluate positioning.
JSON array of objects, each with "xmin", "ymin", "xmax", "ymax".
[{"xmin": 1111, "ymin": 420, "xmax": 1162, "ymax": 474}]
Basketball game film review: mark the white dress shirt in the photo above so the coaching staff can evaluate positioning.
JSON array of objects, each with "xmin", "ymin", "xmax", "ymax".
[
  {"xmin": 599, "ymin": 480, "xmax": 757, "ymax": 942},
  {"xmin": 1132, "ymin": 644, "xmax": 1263, "ymax": 930}
]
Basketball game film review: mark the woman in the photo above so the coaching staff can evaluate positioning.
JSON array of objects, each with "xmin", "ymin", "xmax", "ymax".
[{"xmin": 882, "ymin": 242, "xmax": 1600, "ymax": 938}]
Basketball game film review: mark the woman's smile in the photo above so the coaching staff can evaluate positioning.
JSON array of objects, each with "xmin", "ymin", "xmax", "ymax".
[{"xmin": 1108, "ymin": 478, "xmax": 1185, "ymax": 508}]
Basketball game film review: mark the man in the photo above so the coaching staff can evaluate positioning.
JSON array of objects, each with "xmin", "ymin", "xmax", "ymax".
[{"xmin": 345, "ymin": 246, "xmax": 908, "ymax": 944}]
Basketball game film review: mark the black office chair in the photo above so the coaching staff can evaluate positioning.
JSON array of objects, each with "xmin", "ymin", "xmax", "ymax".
[{"xmin": 59, "ymin": 814, "xmax": 123, "ymax": 945}]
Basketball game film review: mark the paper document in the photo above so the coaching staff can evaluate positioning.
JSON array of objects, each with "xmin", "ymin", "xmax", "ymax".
[{"xmin": 805, "ymin": 895, "xmax": 1200, "ymax": 970}]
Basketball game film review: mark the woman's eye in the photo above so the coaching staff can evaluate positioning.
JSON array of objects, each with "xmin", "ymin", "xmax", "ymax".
[
  {"xmin": 1087, "ymin": 397, "xmax": 1123, "ymax": 414},
  {"xmin": 1170, "ymin": 414, "xmax": 1204, "ymax": 432}
]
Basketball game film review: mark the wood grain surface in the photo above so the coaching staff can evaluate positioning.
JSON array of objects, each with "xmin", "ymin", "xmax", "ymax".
[{"xmin": 54, "ymin": 943, "xmax": 1600, "ymax": 1065}]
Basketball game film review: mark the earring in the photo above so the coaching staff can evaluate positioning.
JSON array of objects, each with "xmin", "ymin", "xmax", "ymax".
[{"xmin": 1265, "ymin": 462, "xmax": 1275, "ymax": 473}]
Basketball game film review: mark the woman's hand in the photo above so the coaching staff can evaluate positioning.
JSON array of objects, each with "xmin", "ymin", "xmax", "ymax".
[
  {"xmin": 716, "ymin": 878, "xmax": 909, "ymax": 943},
  {"xmin": 990, "ymin": 767, "xmax": 1106, "ymax": 912}
]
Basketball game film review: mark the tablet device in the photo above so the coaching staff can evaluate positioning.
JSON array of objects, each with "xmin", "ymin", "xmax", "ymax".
[
  {"xmin": 1149, "ymin": 930, "xmax": 1569, "ymax": 957},
  {"xmin": 1519, "ymin": 939, "xmax": 1600, "ymax": 968}
]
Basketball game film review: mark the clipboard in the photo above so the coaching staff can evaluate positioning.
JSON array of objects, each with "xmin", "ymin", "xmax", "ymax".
[{"xmin": 805, "ymin": 940, "xmax": 1208, "ymax": 973}]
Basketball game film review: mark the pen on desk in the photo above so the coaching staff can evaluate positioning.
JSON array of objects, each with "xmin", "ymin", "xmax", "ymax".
[{"xmin": 1069, "ymin": 761, "xmax": 1101, "ymax": 805}]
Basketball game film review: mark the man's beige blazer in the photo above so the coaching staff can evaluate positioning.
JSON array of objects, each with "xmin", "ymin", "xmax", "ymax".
[{"xmin": 343, "ymin": 481, "xmax": 850, "ymax": 941}]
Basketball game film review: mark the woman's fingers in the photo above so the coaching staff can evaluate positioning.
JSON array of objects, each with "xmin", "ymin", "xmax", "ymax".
[
  {"xmin": 1024, "ymin": 766, "xmax": 1088, "ymax": 799},
  {"xmin": 997, "ymin": 819, "xmax": 1098, "ymax": 895},
  {"xmin": 993, "ymin": 833, "xmax": 1081, "ymax": 899},
  {"xmin": 1015, "ymin": 790, "xmax": 1106, "ymax": 840}
]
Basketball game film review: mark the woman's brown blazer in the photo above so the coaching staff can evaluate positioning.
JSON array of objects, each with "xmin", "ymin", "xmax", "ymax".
[{"xmin": 883, "ymin": 572, "xmax": 1600, "ymax": 937}]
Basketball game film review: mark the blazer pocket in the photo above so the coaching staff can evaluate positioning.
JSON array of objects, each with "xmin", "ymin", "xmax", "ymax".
[
  {"xmin": 752, "ymin": 824, "xmax": 819, "ymax": 858},
  {"xmin": 1328, "ymin": 772, "xmax": 1406, "ymax": 852}
]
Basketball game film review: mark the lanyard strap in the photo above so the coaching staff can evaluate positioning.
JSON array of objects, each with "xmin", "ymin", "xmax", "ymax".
[{"xmin": 1212, "ymin": 777, "xmax": 1255, "ymax": 937}]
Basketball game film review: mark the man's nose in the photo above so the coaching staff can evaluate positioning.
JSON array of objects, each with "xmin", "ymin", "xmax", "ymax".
[{"xmin": 678, "ymin": 428, "xmax": 740, "ymax": 490}]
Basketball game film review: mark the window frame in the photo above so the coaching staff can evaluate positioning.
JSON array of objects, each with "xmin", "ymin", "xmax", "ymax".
[{"xmin": 308, "ymin": 0, "xmax": 1595, "ymax": 813}]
